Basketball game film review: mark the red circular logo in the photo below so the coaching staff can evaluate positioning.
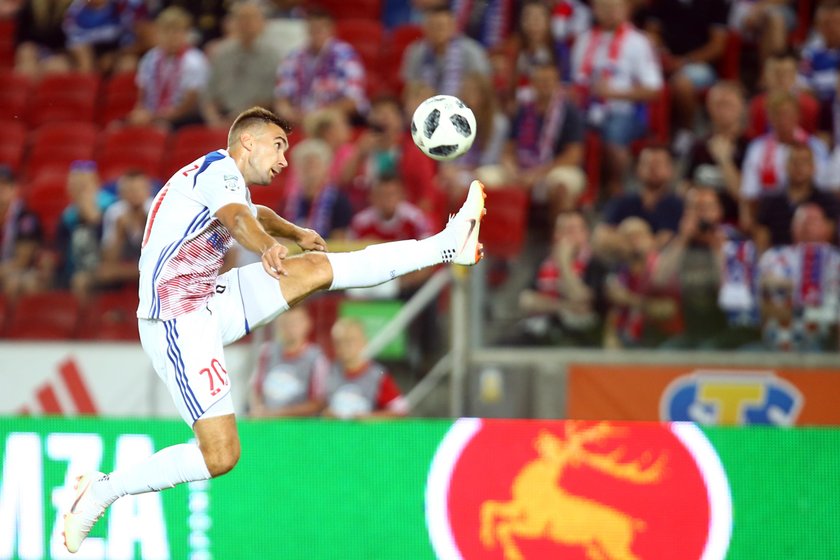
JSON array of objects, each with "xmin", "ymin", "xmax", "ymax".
[{"xmin": 426, "ymin": 420, "xmax": 731, "ymax": 560}]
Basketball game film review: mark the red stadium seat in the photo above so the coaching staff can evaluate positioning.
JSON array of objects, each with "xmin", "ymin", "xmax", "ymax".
[
  {"xmin": 0, "ymin": 19, "xmax": 15, "ymax": 68},
  {"xmin": 24, "ymin": 173, "xmax": 69, "ymax": 241},
  {"xmin": 25, "ymin": 122, "xmax": 99, "ymax": 180},
  {"xmin": 97, "ymin": 125, "xmax": 168, "ymax": 180},
  {"xmin": 78, "ymin": 290, "xmax": 140, "ymax": 341},
  {"xmin": 335, "ymin": 19, "xmax": 385, "ymax": 70},
  {"xmin": 381, "ymin": 24, "xmax": 424, "ymax": 92},
  {"xmin": 28, "ymin": 73, "xmax": 100, "ymax": 127},
  {"xmin": 99, "ymin": 72, "xmax": 139, "ymax": 125},
  {"xmin": 0, "ymin": 120, "xmax": 27, "ymax": 173},
  {"xmin": 160, "ymin": 125, "xmax": 228, "ymax": 177},
  {"xmin": 480, "ymin": 186, "xmax": 528, "ymax": 259},
  {"xmin": 315, "ymin": 0, "xmax": 381, "ymax": 20},
  {"xmin": 7, "ymin": 292, "xmax": 81, "ymax": 339},
  {"xmin": 0, "ymin": 70, "xmax": 31, "ymax": 121},
  {"xmin": 719, "ymin": 31, "xmax": 742, "ymax": 81}
]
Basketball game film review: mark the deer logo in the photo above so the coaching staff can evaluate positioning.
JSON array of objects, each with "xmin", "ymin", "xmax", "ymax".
[{"xmin": 480, "ymin": 421, "xmax": 666, "ymax": 560}]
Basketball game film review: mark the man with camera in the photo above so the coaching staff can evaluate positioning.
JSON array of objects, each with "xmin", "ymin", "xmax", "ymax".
[{"xmin": 652, "ymin": 185, "xmax": 761, "ymax": 348}]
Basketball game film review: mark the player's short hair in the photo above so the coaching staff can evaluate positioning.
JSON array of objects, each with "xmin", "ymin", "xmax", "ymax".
[
  {"xmin": 156, "ymin": 6, "xmax": 192, "ymax": 28},
  {"xmin": 228, "ymin": 107, "xmax": 292, "ymax": 147}
]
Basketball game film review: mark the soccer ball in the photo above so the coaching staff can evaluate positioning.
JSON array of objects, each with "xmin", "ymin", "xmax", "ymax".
[{"xmin": 410, "ymin": 95, "xmax": 476, "ymax": 161}]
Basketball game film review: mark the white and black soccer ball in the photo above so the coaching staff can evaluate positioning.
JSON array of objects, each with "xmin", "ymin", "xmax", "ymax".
[{"xmin": 410, "ymin": 95, "xmax": 477, "ymax": 161}]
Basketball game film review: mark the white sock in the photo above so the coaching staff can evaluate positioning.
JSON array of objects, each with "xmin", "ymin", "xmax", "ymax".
[
  {"xmin": 91, "ymin": 443, "xmax": 211, "ymax": 507},
  {"xmin": 326, "ymin": 230, "xmax": 455, "ymax": 291}
]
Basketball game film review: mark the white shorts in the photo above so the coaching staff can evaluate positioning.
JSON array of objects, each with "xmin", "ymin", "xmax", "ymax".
[{"xmin": 139, "ymin": 262, "xmax": 289, "ymax": 425}]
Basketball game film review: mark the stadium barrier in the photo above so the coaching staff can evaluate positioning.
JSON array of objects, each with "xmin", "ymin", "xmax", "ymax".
[{"xmin": 1, "ymin": 417, "xmax": 839, "ymax": 560}]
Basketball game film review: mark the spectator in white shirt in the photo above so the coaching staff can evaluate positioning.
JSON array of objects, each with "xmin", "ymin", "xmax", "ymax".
[
  {"xmin": 129, "ymin": 6, "xmax": 209, "ymax": 130},
  {"xmin": 571, "ymin": 0, "xmax": 663, "ymax": 197}
]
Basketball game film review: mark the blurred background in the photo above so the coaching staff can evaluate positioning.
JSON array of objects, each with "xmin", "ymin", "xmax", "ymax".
[{"xmin": 1, "ymin": 0, "xmax": 839, "ymax": 557}]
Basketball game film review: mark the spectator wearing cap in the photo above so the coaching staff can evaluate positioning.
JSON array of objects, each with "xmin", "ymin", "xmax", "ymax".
[
  {"xmin": 643, "ymin": 0, "xmax": 728, "ymax": 153},
  {"xmin": 0, "ymin": 166, "xmax": 48, "ymax": 298},
  {"xmin": 129, "ymin": 6, "xmax": 209, "ymax": 130},
  {"xmin": 682, "ymin": 81, "xmax": 749, "ymax": 225},
  {"xmin": 740, "ymin": 93, "xmax": 831, "ymax": 231},
  {"xmin": 755, "ymin": 142, "xmax": 840, "ymax": 253},
  {"xmin": 55, "ymin": 161, "xmax": 116, "ymax": 300},
  {"xmin": 202, "ymin": 0, "xmax": 281, "ymax": 128},
  {"xmin": 62, "ymin": 0, "xmax": 150, "ymax": 74},
  {"xmin": 571, "ymin": 0, "xmax": 663, "ymax": 198},
  {"xmin": 322, "ymin": 318, "xmax": 409, "ymax": 419},
  {"xmin": 401, "ymin": 3, "xmax": 491, "ymax": 96},
  {"xmin": 273, "ymin": 7, "xmax": 367, "ymax": 126}
]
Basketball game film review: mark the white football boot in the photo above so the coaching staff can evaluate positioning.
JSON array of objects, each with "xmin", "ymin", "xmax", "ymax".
[
  {"xmin": 446, "ymin": 179, "xmax": 486, "ymax": 265},
  {"xmin": 63, "ymin": 472, "xmax": 108, "ymax": 553}
]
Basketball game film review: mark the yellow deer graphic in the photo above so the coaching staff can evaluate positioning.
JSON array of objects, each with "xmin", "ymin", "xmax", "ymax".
[{"xmin": 480, "ymin": 422, "xmax": 666, "ymax": 560}]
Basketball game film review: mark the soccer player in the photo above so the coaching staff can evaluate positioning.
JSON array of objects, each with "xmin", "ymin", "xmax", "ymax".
[{"xmin": 62, "ymin": 106, "xmax": 485, "ymax": 553}]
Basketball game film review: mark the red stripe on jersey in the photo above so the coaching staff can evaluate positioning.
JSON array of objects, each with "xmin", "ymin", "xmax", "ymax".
[{"xmin": 142, "ymin": 184, "xmax": 171, "ymax": 248}]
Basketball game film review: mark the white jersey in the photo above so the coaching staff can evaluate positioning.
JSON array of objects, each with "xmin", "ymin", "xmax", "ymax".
[{"xmin": 137, "ymin": 149, "xmax": 256, "ymax": 321}]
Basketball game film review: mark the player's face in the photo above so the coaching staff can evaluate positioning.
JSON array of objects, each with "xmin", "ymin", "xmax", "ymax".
[{"xmin": 247, "ymin": 123, "xmax": 289, "ymax": 185}]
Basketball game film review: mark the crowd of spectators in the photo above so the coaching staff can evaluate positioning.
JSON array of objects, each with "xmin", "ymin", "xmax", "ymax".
[{"xmin": 0, "ymin": 0, "xmax": 838, "ymax": 354}]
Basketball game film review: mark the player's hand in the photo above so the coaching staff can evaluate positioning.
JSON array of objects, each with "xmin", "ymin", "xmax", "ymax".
[
  {"xmin": 296, "ymin": 227, "xmax": 327, "ymax": 252},
  {"xmin": 262, "ymin": 243, "xmax": 289, "ymax": 279}
]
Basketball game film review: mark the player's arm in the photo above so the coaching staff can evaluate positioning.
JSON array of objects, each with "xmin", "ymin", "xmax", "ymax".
[
  {"xmin": 256, "ymin": 205, "xmax": 327, "ymax": 251},
  {"xmin": 216, "ymin": 202, "xmax": 288, "ymax": 278}
]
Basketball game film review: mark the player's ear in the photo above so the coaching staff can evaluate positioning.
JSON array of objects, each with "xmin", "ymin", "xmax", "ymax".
[{"xmin": 239, "ymin": 131, "xmax": 253, "ymax": 151}]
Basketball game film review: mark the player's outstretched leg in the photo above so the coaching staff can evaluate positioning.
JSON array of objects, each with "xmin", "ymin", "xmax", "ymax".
[
  {"xmin": 325, "ymin": 179, "xmax": 486, "ymax": 292},
  {"xmin": 63, "ymin": 439, "xmax": 216, "ymax": 553}
]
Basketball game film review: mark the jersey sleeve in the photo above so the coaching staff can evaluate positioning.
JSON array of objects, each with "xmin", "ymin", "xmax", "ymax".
[{"xmin": 194, "ymin": 158, "xmax": 250, "ymax": 216}]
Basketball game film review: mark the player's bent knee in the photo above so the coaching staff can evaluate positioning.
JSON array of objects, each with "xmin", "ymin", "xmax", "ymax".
[{"xmin": 203, "ymin": 443, "xmax": 241, "ymax": 477}]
